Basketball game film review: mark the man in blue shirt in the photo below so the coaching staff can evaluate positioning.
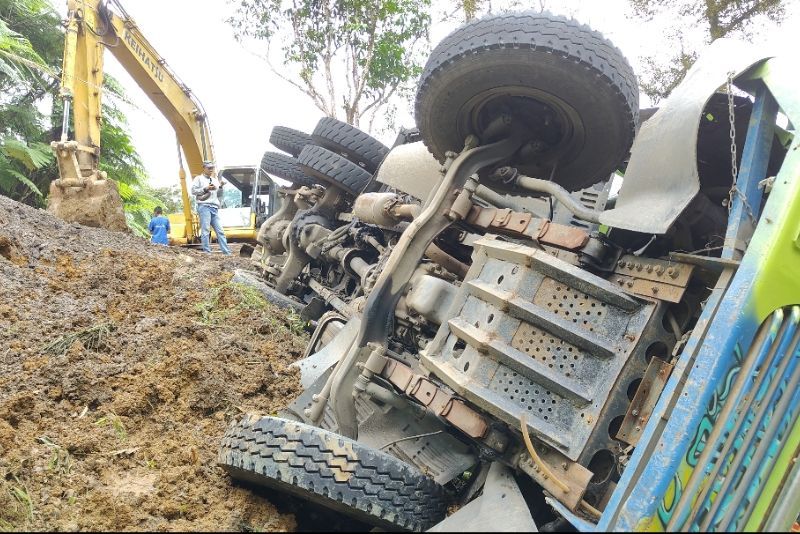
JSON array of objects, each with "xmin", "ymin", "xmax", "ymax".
[{"xmin": 148, "ymin": 206, "xmax": 171, "ymax": 246}]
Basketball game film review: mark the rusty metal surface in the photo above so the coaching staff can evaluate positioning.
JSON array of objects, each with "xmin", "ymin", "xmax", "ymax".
[
  {"xmin": 466, "ymin": 205, "xmax": 533, "ymax": 234},
  {"xmin": 668, "ymin": 251, "xmax": 741, "ymax": 272},
  {"xmin": 517, "ymin": 446, "xmax": 593, "ymax": 511},
  {"xmin": 614, "ymin": 255, "xmax": 694, "ymax": 286},
  {"xmin": 608, "ymin": 274, "xmax": 687, "ymax": 304},
  {"xmin": 537, "ymin": 220, "xmax": 590, "ymax": 250},
  {"xmin": 441, "ymin": 399, "xmax": 489, "ymax": 440},
  {"xmin": 609, "ymin": 256, "xmax": 695, "ymax": 303},
  {"xmin": 616, "ymin": 357, "xmax": 674, "ymax": 446},
  {"xmin": 464, "ymin": 205, "xmax": 590, "ymax": 251},
  {"xmin": 381, "ymin": 359, "xmax": 490, "ymax": 439}
]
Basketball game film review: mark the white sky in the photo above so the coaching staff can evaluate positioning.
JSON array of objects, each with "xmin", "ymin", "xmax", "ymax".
[{"xmin": 57, "ymin": 0, "xmax": 800, "ymax": 189}]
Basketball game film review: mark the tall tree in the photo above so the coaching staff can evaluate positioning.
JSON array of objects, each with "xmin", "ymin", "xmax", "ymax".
[
  {"xmin": 629, "ymin": 0, "xmax": 786, "ymax": 102},
  {"xmin": 228, "ymin": 0, "xmax": 431, "ymax": 129}
]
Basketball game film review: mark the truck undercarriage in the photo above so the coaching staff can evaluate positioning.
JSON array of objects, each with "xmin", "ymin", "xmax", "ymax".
[{"xmin": 218, "ymin": 12, "xmax": 799, "ymax": 532}]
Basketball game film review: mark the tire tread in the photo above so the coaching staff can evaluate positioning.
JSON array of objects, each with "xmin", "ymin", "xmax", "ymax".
[{"xmin": 218, "ymin": 415, "xmax": 447, "ymax": 531}]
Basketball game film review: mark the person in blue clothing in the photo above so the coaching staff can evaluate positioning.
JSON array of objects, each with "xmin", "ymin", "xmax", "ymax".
[{"xmin": 148, "ymin": 206, "xmax": 171, "ymax": 246}]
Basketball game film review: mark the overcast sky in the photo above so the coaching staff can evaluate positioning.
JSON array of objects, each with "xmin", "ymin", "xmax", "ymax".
[{"xmin": 59, "ymin": 0, "xmax": 800, "ymax": 189}]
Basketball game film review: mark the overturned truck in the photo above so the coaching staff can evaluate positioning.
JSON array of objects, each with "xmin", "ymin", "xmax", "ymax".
[{"xmin": 218, "ymin": 12, "xmax": 800, "ymax": 532}]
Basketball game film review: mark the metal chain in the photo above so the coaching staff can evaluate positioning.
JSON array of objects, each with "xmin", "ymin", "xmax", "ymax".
[{"xmin": 725, "ymin": 73, "xmax": 757, "ymax": 224}]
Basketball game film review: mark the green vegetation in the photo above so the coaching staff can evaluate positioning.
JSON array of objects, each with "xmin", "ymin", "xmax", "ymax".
[
  {"xmin": 0, "ymin": 0, "xmax": 159, "ymax": 235},
  {"xmin": 42, "ymin": 322, "xmax": 116, "ymax": 357},
  {"xmin": 38, "ymin": 436, "xmax": 72, "ymax": 475},
  {"xmin": 196, "ymin": 282, "xmax": 271, "ymax": 325},
  {"xmin": 629, "ymin": 0, "xmax": 787, "ymax": 101},
  {"xmin": 95, "ymin": 412, "xmax": 128, "ymax": 441},
  {"xmin": 196, "ymin": 281, "xmax": 309, "ymax": 334}
]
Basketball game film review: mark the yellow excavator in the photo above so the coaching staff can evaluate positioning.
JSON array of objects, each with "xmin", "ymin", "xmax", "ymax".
[{"xmin": 49, "ymin": 0, "xmax": 270, "ymax": 245}]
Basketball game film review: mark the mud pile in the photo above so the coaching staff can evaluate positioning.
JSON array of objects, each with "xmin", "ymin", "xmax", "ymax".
[{"xmin": 0, "ymin": 194, "xmax": 306, "ymax": 531}]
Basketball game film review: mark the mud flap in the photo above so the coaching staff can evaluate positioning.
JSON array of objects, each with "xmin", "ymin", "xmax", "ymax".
[
  {"xmin": 47, "ymin": 178, "xmax": 128, "ymax": 232},
  {"xmin": 428, "ymin": 462, "xmax": 538, "ymax": 532}
]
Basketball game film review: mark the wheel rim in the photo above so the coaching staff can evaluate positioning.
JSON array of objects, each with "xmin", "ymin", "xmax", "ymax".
[{"xmin": 458, "ymin": 85, "xmax": 585, "ymax": 174}]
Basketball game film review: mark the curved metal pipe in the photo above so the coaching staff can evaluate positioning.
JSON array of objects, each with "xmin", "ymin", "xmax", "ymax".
[
  {"xmin": 505, "ymin": 173, "xmax": 602, "ymax": 224},
  {"xmin": 425, "ymin": 243, "xmax": 469, "ymax": 279},
  {"xmin": 474, "ymin": 184, "xmax": 527, "ymax": 212}
]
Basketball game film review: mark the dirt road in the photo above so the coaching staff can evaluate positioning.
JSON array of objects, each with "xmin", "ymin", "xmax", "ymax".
[{"xmin": 0, "ymin": 195, "xmax": 306, "ymax": 531}]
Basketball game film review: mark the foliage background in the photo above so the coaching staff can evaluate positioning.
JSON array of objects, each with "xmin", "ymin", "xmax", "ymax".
[{"xmin": 0, "ymin": 0, "xmax": 174, "ymax": 236}]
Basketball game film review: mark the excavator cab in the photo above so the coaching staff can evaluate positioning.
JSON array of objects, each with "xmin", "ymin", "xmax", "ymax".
[{"xmin": 167, "ymin": 165, "xmax": 278, "ymax": 246}]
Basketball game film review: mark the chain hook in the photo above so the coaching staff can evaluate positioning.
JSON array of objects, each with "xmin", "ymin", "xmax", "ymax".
[{"xmin": 725, "ymin": 72, "xmax": 757, "ymax": 225}]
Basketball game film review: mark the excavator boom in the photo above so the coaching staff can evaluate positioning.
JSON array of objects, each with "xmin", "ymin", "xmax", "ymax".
[{"xmin": 50, "ymin": 0, "xmax": 212, "ymax": 241}]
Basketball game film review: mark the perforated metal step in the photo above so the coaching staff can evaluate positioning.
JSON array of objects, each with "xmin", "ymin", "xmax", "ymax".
[{"xmin": 422, "ymin": 237, "xmax": 673, "ymax": 462}]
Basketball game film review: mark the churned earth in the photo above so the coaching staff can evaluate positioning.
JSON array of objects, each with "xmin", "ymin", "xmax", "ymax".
[{"xmin": 0, "ymin": 194, "xmax": 309, "ymax": 531}]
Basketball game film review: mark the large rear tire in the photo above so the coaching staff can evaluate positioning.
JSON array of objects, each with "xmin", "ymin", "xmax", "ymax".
[
  {"xmin": 298, "ymin": 145, "xmax": 373, "ymax": 196},
  {"xmin": 269, "ymin": 126, "xmax": 315, "ymax": 157},
  {"xmin": 312, "ymin": 117, "xmax": 390, "ymax": 174},
  {"xmin": 414, "ymin": 11, "xmax": 638, "ymax": 191},
  {"xmin": 259, "ymin": 151, "xmax": 318, "ymax": 188},
  {"xmin": 219, "ymin": 415, "xmax": 449, "ymax": 532}
]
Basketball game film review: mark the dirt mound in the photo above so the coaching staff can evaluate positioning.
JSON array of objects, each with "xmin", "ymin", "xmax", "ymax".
[{"xmin": 0, "ymin": 195, "xmax": 305, "ymax": 531}]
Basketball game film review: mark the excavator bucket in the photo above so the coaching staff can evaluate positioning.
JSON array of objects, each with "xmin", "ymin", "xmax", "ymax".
[
  {"xmin": 47, "ymin": 179, "xmax": 128, "ymax": 231},
  {"xmin": 47, "ymin": 140, "xmax": 129, "ymax": 232}
]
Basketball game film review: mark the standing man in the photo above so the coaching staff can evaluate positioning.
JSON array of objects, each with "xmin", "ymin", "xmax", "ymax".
[
  {"xmin": 148, "ymin": 206, "xmax": 171, "ymax": 246},
  {"xmin": 191, "ymin": 161, "xmax": 231, "ymax": 255}
]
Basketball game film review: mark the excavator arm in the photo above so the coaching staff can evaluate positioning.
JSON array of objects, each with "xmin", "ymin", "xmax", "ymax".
[{"xmin": 50, "ymin": 0, "xmax": 211, "ymax": 241}]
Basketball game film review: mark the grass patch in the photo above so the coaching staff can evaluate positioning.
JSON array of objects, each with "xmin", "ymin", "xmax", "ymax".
[
  {"xmin": 38, "ymin": 436, "xmax": 71, "ymax": 475},
  {"xmin": 42, "ymin": 322, "xmax": 116, "ymax": 357},
  {"xmin": 94, "ymin": 412, "xmax": 127, "ymax": 441},
  {"xmin": 195, "ymin": 282, "xmax": 271, "ymax": 325},
  {"xmin": 285, "ymin": 309, "xmax": 307, "ymax": 336},
  {"xmin": 0, "ymin": 476, "xmax": 33, "ymax": 530}
]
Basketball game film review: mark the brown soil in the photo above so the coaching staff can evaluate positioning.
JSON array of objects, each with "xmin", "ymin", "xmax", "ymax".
[
  {"xmin": 46, "ymin": 179, "xmax": 129, "ymax": 232},
  {"xmin": 0, "ymin": 194, "xmax": 307, "ymax": 531}
]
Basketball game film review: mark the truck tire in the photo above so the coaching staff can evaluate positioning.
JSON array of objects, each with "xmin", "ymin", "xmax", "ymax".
[
  {"xmin": 219, "ymin": 415, "xmax": 449, "ymax": 532},
  {"xmin": 259, "ymin": 151, "xmax": 318, "ymax": 188},
  {"xmin": 414, "ymin": 12, "xmax": 639, "ymax": 191},
  {"xmin": 312, "ymin": 117, "xmax": 390, "ymax": 173},
  {"xmin": 270, "ymin": 126, "xmax": 315, "ymax": 157},
  {"xmin": 298, "ymin": 145, "xmax": 373, "ymax": 196}
]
